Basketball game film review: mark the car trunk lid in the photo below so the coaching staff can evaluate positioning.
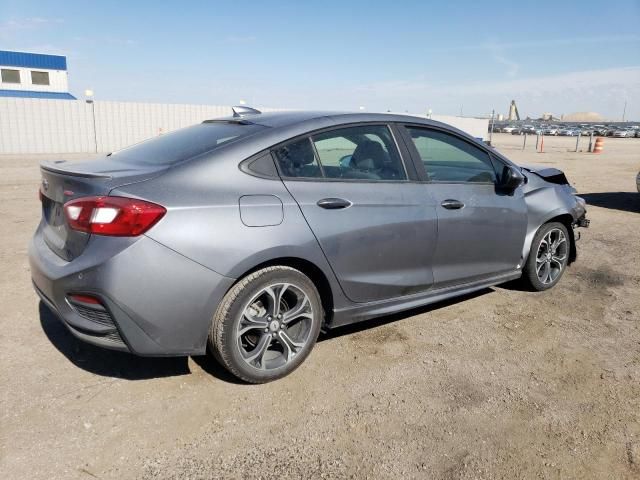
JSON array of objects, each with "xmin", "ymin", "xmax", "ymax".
[{"xmin": 39, "ymin": 157, "xmax": 166, "ymax": 261}]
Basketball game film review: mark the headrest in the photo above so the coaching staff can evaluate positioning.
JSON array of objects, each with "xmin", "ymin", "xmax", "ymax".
[
  {"xmin": 286, "ymin": 141, "xmax": 316, "ymax": 166},
  {"xmin": 352, "ymin": 141, "xmax": 386, "ymax": 170}
]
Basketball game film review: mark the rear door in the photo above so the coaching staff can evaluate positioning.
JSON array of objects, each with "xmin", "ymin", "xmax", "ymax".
[
  {"xmin": 400, "ymin": 125, "xmax": 527, "ymax": 288},
  {"xmin": 274, "ymin": 124, "xmax": 438, "ymax": 303}
]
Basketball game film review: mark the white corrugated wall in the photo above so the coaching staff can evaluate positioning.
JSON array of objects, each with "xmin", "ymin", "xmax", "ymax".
[
  {"xmin": 0, "ymin": 99, "xmax": 241, "ymax": 154},
  {"xmin": 0, "ymin": 98, "xmax": 487, "ymax": 154}
]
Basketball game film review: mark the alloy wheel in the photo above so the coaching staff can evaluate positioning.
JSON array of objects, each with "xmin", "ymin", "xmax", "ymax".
[
  {"xmin": 236, "ymin": 283, "xmax": 314, "ymax": 371},
  {"xmin": 535, "ymin": 228, "xmax": 568, "ymax": 285}
]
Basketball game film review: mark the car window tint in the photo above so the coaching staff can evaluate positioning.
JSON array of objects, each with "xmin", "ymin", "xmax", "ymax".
[
  {"xmin": 312, "ymin": 125, "xmax": 406, "ymax": 181},
  {"xmin": 272, "ymin": 138, "xmax": 323, "ymax": 178},
  {"xmin": 407, "ymin": 127, "xmax": 497, "ymax": 183}
]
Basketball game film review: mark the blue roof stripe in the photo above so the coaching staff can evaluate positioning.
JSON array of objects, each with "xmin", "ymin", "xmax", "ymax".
[
  {"xmin": 0, "ymin": 90, "xmax": 76, "ymax": 100},
  {"xmin": 0, "ymin": 50, "xmax": 67, "ymax": 70}
]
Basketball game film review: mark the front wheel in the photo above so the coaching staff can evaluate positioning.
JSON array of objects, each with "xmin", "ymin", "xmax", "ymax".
[
  {"xmin": 209, "ymin": 266, "xmax": 323, "ymax": 383},
  {"xmin": 522, "ymin": 222, "xmax": 570, "ymax": 291}
]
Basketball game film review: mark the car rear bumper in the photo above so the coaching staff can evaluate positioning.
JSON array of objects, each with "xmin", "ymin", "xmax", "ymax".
[{"xmin": 29, "ymin": 223, "xmax": 235, "ymax": 356}]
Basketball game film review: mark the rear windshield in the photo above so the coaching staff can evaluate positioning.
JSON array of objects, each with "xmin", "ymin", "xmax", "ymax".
[{"xmin": 109, "ymin": 122, "xmax": 266, "ymax": 165}]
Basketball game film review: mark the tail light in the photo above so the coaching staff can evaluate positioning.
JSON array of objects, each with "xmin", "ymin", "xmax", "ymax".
[{"xmin": 63, "ymin": 196, "xmax": 166, "ymax": 236}]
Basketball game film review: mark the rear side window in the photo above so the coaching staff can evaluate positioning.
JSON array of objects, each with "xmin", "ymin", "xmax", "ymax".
[
  {"xmin": 274, "ymin": 126, "xmax": 407, "ymax": 181},
  {"xmin": 406, "ymin": 127, "xmax": 496, "ymax": 183},
  {"xmin": 312, "ymin": 125, "xmax": 406, "ymax": 181},
  {"xmin": 110, "ymin": 122, "xmax": 266, "ymax": 165}
]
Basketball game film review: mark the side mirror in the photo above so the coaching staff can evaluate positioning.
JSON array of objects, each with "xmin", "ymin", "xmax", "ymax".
[{"xmin": 499, "ymin": 166, "xmax": 525, "ymax": 194}]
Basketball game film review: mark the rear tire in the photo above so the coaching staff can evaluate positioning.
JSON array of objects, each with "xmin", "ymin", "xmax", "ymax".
[
  {"xmin": 209, "ymin": 266, "xmax": 323, "ymax": 384},
  {"xmin": 522, "ymin": 222, "xmax": 570, "ymax": 291}
]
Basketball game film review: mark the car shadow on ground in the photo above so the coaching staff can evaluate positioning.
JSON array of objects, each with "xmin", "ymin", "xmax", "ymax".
[
  {"xmin": 39, "ymin": 301, "xmax": 191, "ymax": 380},
  {"xmin": 319, "ymin": 288, "xmax": 493, "ymax": 341},
  {"xmin": 580, "ymin": 192, "xmax": 639, "ymax": 214},
  {"xmin": 40, "ymin": 289, "xmax": 494, "ymax": 383},
  {"xmin": 190, "ymin": 354, "xmax": 251, "ymax": 384}
]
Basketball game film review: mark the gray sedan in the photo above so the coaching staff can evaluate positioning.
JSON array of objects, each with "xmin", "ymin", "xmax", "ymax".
[{"xmin": 29, "ymin": 109, "xmax": 589, "ymax": 383}]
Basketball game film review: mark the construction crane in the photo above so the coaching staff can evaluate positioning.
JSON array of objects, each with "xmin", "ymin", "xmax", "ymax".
[{"xmin": 508, "ymin": 100, "xmax": 520, "ymax": 121}]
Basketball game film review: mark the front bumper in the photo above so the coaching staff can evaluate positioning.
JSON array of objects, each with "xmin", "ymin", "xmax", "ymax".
[{"xmin": 29, "ymin": 223, "xmax": 235, "ymax": 356}]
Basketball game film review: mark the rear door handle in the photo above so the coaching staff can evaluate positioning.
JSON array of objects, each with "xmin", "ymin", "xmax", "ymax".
[
  {"xmin": 441, "ymin": 199, "xmax": 465, "ymax": 210},
  {"xmin": 317, "ymin": 198, "xmax": 352, "ymax": 210}
]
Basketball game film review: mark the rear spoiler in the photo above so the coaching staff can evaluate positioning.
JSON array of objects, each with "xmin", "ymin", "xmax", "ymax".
[{"xmin": 40, "ymin": 162, "xmax": 112, "ymax": 179}]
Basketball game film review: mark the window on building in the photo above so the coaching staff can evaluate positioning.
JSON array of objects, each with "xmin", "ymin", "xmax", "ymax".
[
  {"xmin": 1, "ymin": 69, "xmax": 21, "ymax": 84},
  {"xmin": 31, "ymin": 71, "xmax": 50, "ymax": 85}
]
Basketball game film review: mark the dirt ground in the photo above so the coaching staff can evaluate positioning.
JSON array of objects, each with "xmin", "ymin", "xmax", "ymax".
[{"xmin": 1, "ymin": 133, "xmax": 639, "ymax": 479}]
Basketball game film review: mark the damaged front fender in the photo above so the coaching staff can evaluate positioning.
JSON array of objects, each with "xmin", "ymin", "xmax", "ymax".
[{"xmin": 520, "ymin": 167, "xmax": 588, "ymax": 266}]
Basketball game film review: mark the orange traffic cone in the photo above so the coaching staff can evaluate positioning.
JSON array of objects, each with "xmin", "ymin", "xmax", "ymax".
[{"xmin": 593, "ymin": 137, "xmax": 604, "ymax": 154}]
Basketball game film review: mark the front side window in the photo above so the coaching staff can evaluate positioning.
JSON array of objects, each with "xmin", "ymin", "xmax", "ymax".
[
  {"xmin": 31, "ymin": 71, "xmax": 50, "ymax": 85},
  {"xmin": 1, "ymin": 69, "xmax": 20, "ymax": 84},
  {"xmin": 272, "ymin": 138, "xmax": 322, "ymax": 178},
  {"xmin": 407, "ymin": 127, "xmax": 497, "ymax": 183},
  {"xmin": 311, "ymin": 125, "xmax": 406, "ymax": 181}
]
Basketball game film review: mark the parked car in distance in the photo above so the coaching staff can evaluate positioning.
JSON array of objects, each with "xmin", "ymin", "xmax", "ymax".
[
  {"xmin": 29, "ymin": 108, "xmax": 589, "ymax": 383},
  {"xmin": 593, "ymin": 126, "xmax": 611, "ymax": 136},
  {"xmin": 501, "ymin": 125, "xmax": 519, "ymax": 134},
  {"xmin": 612, "ymin": 129, "xmax": 633, "ymax": 138},
  {"xmin": 558, "ymin": 128, "xmax": 578, "ymax": 136},
  {"xmin": 543, "ymin": 126, "xmax": 560, "ymax": 135}
]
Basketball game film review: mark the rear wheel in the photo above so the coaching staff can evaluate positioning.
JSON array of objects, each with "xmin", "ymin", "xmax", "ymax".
[
  {"xmin": 209, "ymin": 266, "xmax": 323, "ymax": 383},
  {"xmin": 523, "ymin": 222, "xmax": 570, "ymax": 291}
]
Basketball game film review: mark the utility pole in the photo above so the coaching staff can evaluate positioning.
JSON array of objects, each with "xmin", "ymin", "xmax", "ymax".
[
  {"xmin": 622, "ymin": 100, "xmax": 627, "ymax": 122},
  {"xmin": 489, "ymin": 109, "xmax": 495, "ymax": 145}
]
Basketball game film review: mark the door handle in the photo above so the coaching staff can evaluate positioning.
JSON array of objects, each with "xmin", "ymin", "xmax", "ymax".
[
  {"xmin": 441, "ymin": 199, "xmax": 465, "ymax": 210},
  {"xmin": 317, "ymin": 198, "xmax": 352, "ymax": 210}
]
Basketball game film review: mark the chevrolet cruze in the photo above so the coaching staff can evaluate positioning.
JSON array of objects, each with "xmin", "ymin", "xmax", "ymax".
[{"xmin": 30, "ymin": 108, "xmax": 589, "ymax": 383}]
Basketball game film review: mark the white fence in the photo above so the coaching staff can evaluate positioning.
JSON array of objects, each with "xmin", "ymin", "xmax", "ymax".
[
  {"xmin": 0, "ymin": 98, "xmax": 237, "ymax": 154},
  {"xmin": 0, "ymin": 98, "xmax": 488, "ymax": 154}
]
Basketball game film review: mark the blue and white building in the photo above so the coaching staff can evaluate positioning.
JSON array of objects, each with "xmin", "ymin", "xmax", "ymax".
[{"xmin": 0, "ymin": 50, "xmax": 76, "ymax": 100}]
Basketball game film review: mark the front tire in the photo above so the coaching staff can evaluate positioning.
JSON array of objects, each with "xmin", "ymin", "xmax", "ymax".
[
  {"xmin": 522, "ymin": 222, "xmax": 570, "ymax": 291},
  {"xmin": 209, "ymin": 266, "xmax": 323, "ymax": 383}
]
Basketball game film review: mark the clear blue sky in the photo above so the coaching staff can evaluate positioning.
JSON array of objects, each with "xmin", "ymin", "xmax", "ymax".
[{"xmin": 2, "ymin": 0, "xmax": 639, "ymax": 119}]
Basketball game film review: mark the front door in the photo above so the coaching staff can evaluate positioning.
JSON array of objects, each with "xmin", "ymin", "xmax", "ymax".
[
  {"xmin": 273, "ymin": 124, "xmax": 438, "ymax": 303},
  {"xmin": 401, "ymin": 125, "xmax": 528, "ymax": 287}
]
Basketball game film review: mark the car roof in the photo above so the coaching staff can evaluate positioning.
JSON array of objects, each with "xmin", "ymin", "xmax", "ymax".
[
  {"xmin": 193, "ymin": 109, "xmax": 501, "ymax": 170},
  {"xmin": 206, "ymin": 110, "xmax": 452, "ymax": 130}
]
